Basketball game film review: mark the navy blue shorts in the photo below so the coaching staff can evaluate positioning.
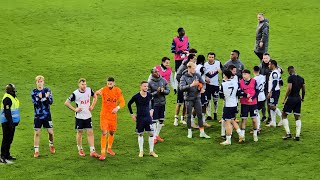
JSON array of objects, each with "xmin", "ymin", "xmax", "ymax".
[
  {"xmin": 136, "ymin": 116, "xmax": 153, "ymax": 134},
  {"xmin": 240, "ymin": 104, "xmax": 258, "ymax": 118},
  {"xmin": 153, "ymin": 105, "xmax": 165, "ymax": 121},
  {"xmin": 223, "ymin": 107, "xmax": 238, "ymax": 120},
  {"xmin": 257, "ymin": 100, "xmax": 265, "ymax": 110},
  {"xmin": 201, "ymin": 93, "xmax": 208, "ymax": 106},
  {"xmin": 34, "ymin": 116, "xmax": 53, "ymax": 129},
  {"xmin": 75, "ymin": 118, "xmax": 93, "ymax": 130},
  {"xmin": 268, "ymin": 90, "xmax": 280, "ymax": 106},
  {"xmin": 283, "ymin": 96, "xmax": 301, "ymax": 115},
  {"xmin": 206, "ymin": 84, "xmax": 219, "ymax": 101},
  {"xmin": 175, "ymin": 60, "xmax": 183, "ymax": 72},
  {"xmin": 177, "ymin": 88, "xmax": 184, "ymax": 104}
]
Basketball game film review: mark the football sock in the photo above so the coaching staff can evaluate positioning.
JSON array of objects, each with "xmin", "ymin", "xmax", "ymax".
[
  {"xmin": 221, "ymin": 120, "xmax": 226, "ymax": 136},
  {"xmin": 156, "ymin": 123, "xmax": 163, "ymax": 137},
  {"xmin": 199, "ymin": 127, "xmax": 204, "ymax": 133},
  {"xmin": 283, "ymin": 119, "xmax": 290, "ymax": 134},
  {"xmin": 107, "ymin": 134, "xmax": 114, "ymax": 149},
  {"xmin": 77, "ymin": 145, "xmax": 83, "ymax": 151},
  {"xmin": 257, "ymin": 113, "xmax": 261, "ymax": 129},
  {"xmin": 296, "ymin": 120, "xmax": 301, "ymax": 137},
  {"xmin": 275, "ymin": 108, "xmax": 282, "ymax": 119},
  {"xmin": 138, "ymin": 136, "xmax": 144, "ymax": 152},
  {"xmin": 101, "ymin": 134, "xmax": 107, "ymax": 155},
  {"xmin": 149, "ymin": 136, "xmax": 154, "ymax": 152},
  {"xmin": 90, "ymin": 146, "xmax": 95, "ymax": 153},
  {"xmin": 270, "ymin": 110, "xmax": 276, "ymax": 124},
  {"xmin": 202, "ymin": 113, "xmax": 206, "ymax": 123},
  {"xmin": 226, "ymin": 135, "xmax": 231, "ymax": 143},
  {"xmin": 214, "ymin": 101, "xmax": 218, "ymax": 113},
  {"xmin": 34, "ymin": 146, "xmax": 39, "ymax": 153},
  {"xmin": 49, "ymin": 140, "xmax": 54, "ymax": 147}
]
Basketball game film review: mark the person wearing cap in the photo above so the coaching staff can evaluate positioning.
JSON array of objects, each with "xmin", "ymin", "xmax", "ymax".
[
  {"xmin": 179, "ymin": 62, "xmax": 210, "ymax": 139},
  {"xmin": 95, "ymin": 77, "xmax": 125, "ymax": 160},
  {"xmin": 239, "ymin": 70, "xmax": 260, "ymax": 143},
  {"xmin": 148, "ymin": 67, "xmax": 170, "ymax": 144},
  {"xmin": 171, "ymin": 27, "xmax": 190, "ymax": 72},
  {"xmin": 31, "ymin": 75, "xmax": 55, "ymax": 158},
  {"xmin": 0, "ymin": 84, "xmax": 20, "ymax": 164}
]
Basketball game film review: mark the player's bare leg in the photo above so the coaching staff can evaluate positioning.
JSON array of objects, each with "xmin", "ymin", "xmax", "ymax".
[
  {"xmin": 34, "ymin": 130, "xmax": 40, "ymax": 158},
  {"xmin": 47, "ymin": 128, "xmax": 55, "ymax": 154},
  {"xmin": 77, "ymin": 130, "xmax": 85, "ymax": 156},
  {"xmin": 87, "ymin": 129, "xmax": 99, "ymax": 158}
]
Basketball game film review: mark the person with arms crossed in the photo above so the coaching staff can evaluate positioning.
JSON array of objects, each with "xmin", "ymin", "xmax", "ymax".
[
  {"xmin": 282, "ymin": 66, "xmax": 305, "ymax": 141},
  {"xmin": 31, "ymin": 75, "xmax": 55, "ymax": 158},
  {"xmin": 0, "ymin": 84, "xmax": 20, "ymax": 164},
  {"xmin": 64, "ymin": 78, "xmax": 100, "ymax": 158},
  {"xmin": 128, "ymin": 81, "xmax": 158, "ymax": 158},
  {"xmin": 180, "ymin": 62, "xmax": 210, "ymax": 139},
  {"xmin": 148, "ymin": 68, "xmax": 170, "ymax": 144},
  {"xmin": 95, "ymin": 77, "xmax": 125, "ymax": 160}
]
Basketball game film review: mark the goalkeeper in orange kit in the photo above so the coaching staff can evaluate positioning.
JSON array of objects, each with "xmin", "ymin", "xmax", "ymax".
[{"xmin": 95, "ymin": 77, "xmax": 125, "ymax": 160}]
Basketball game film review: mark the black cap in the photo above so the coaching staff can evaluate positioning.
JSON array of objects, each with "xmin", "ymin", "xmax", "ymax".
[{"xmin": 107, "ymin": 77, "xmax": 115, "ymax": 82}]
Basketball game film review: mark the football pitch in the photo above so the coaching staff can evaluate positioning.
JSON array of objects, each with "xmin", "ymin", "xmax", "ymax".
[{"xmin": 1, "ymin": 0, "xmax": 320, "ymax": 179}]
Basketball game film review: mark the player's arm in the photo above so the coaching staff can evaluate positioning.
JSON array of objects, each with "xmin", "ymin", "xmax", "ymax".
[
  {"xmin": 261, "ymin": 22, "xmax": 269, "ymax": 44},
  {"xmin": 219, "ymin": 84, "xmax": 225, "ymax": 99},
  {"xmin": 171, "ymin": 40, "xmax": 178, "ymax": 54},
  {"xmin": 179, "ymin": 75, "xmax": 190, "ymax": 92},
  {"xmin": 64, "ymin": 93, "xmax": 81, "ymax": 112},
  {"xmin": 90, "ymin": 89, "xmax": 97, "ymax": 111},
  {"xmin": 45, "ymin": 89, "xmax": 53, "ymax": 105},
  {"xmin": 301, "ymin": 84, "xmax": 305, "ymax": 102},
  {"xmin": 282, "ymin": 83, "xmax": 292, "ymax": 104},
  {"xmin": 162, "ymin": 81, "xmax": 170, "ymax": 95},
  {"xmin": 31, "ymin": 90, "xmax": 41, "ymax": 106},
  {"xmin": 149, "ymin": 96, "xmax": 154, "ymax": 118},
  {"xmin": 3, "ymin": 97, "xmax": 14, "ymax": 128},
  {"xmin": 205, "ymin": 71, "xmax": 219, "ymax": 78},
  {"xmin": 127, "ymin": 95, "xmax": 136, "ymax": 121},
  {"xmin": 251, "ymin": 81, "xmax": 260, "ymax": 100},
  {"xmin": 94, "ymin": 88, "xmax": 102, "ymax": 96}
]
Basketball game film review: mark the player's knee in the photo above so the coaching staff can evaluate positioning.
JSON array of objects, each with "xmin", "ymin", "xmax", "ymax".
[
  {"xmin": 34, "ymin": 130, "xmax": 40, "ymax": 136},
  {"xmin": 87, "ymin": 130, "xmax": 93, "ymax": 136},
  {"xmin": 109, "ymin": 131, "xmax": 114, "ymax": 136}
]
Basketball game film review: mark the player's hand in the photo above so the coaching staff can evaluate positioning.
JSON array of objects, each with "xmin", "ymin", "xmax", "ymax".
[
  {"xmin": 131, "ymin": 114, "xmax": 136, "ymax": 121},
  {"xmin": 183, "ymin": 51, "xmax": 188, "ymax": 54},
  {"xmin": 38, "ymin": 93, "xmax": 43, "ymax": 99},
  {"xmin": 259, "ymin": 41, "xmax": 263, "ymax": 48},
  {"xmin": 267, "ymin": 92, "xmax": 272, "ymax": 99},
  {"xmin": 89, "ymin": 105, "xmax": 94, "ymax": 111},
  {"xmin": 75, "ymin": 107, "xmax": 82, "ymax": 112},
  {"xmin": 200, "ymin": 88, "xmax": 205, "ymax": 94},
  {"xmin": 174, "ymin": 89, "xmax": 177, "ymax": 95},
  {"xmin": 205, "ymin": 77, "xmax": 210, "ymax": 83},
  {"xmin": 248, "ymin": 97, "xmax": 253, "ymax": 103},
  {"xmin": 45, "ymin": 92, "xmax": 50, "ymax": 98},
  {"xmin": 161, "ymin": 87, "xmax": 164, "ymax": 92},
  {"xmin": 150, "ymin": 109, "xmax": 154, "ymax": 118},
  {"xmin": 191, "ymin": 80, "xmax": 199, "ymax": 87},
  {"xmin": 246, "ymin": 93, "xmax": 251, "ymax": 98},
  {"xmin": 112, "ymin": 107, "xmax": 119, "ymax": 114}
]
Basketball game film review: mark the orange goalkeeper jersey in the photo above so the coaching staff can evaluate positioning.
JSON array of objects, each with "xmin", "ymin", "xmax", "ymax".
[{"xmin": 99, "ymin": 86, "xmax": 125, "ymax": 121}]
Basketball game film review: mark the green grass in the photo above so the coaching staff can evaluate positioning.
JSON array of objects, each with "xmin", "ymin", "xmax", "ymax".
[{"xmin": 1, "ymin": 0, "xmax": 320, "ymax": 179}]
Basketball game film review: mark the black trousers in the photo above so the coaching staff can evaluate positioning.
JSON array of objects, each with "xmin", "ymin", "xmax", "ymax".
[
  {"xmin": 1, "ymin": 122, "xmax": 16, "ymax": 159},
  {"xmin": 254, "ymin": 51, "xmax": 263, "ymax": 60}
]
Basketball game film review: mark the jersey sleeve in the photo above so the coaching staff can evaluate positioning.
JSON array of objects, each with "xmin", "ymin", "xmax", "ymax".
[
  {"xmin": 68, "ymin": 93, "xmax": 76, "ymax": 102},
  {"xmin": 117, "ymin": 88, "xmax": 125, "ymax": 108},
  {"xmin": 91, "ymin": 89, "xmax": 94, "ymax": 97}
]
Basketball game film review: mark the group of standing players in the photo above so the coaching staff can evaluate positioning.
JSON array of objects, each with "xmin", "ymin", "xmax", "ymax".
[{"xmin": 0, "ymin": 13, "xmax": 306, "ymax": 164}]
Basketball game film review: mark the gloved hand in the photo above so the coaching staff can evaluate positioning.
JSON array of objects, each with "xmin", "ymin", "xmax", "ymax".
[{"xmin": 174, "ymin": 89, "xmax": 177, "ymax": 95}]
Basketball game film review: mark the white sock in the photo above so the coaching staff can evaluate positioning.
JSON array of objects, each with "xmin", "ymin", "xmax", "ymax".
[
  {"xmin": 283, "ymin": 119, "xmax": 290, "ymax": 134},
  {"xmin": 257, "ymin": 113, "xmax": 261, "ymax": 129},
  {"xmin": 207, "ymin": 102, "xmax": 212, "ymax": 117},
  {"xmin": 138, "ymin": 136, "xmax": 144, "ymax": 152},
  {"xmin": 270, "ymin": 110, "xmax": 276, "ymax": 124},
  {"xmin": 188, "ymin": 128, "xmax": 192, "ymax": 134},
  {"xmin": 253, "ymin": 129, "xmax": 258, "ymax": 137},
  {"xmin": 275, "ymin": 108, "xmax": 282, "ymax": 119},
  {"xmin": 191, "ymin": 116, "xmax": 195, "ymax": 124},
  {"xmin": 221, "ymin": 120, "xmax": 226, "ymax": 136},
  {"xmin": 226, "ymin": 135, "xmax": 231, "ymax": 143},
  {"xmin": 77, "ymin": 145, "xmax": 83, "ymax": 151},
  {"xmin": 34, "ymin": 146, "xmax": 39, "ymax": 153},
  {"xmin": 90, "ymin": 146, "xmax": 95, "ymax": 153},
  {"xmin": 241, "ymin": 129, "xmax": 245, "ymax": 137},
  {"xmin": 236, "ymin": 128, "xmax": 241, "ymax": 135},
  {"xmin": 174, "ymin": 115, "xmax": 178, "ymax": 119},
  {"xmin": 152, "ymin": 123, "xmax": 157, "ymax": 140},
  {"xmin": 49, "ymin": 140, "xmax": 54, "ymax": 147},
  {"xmin": 181, "ymin": 116, "xmax": 185, "ymax": 121},
  {"xmin": 200, "ymin": 128, "xmax": 204, "ymax": 134},
  {"xmin": 296, "ymin": 120, "xmax": 301, "ymax": 137},
  {"xmin": 149, "ymin": 136, "xmax": 154, "ymax": 152},
  {"xmin": 202, "ymin": 113, "xmax": 206, "ymax": 123},
  {"xmin": 156, "ymin": 123, "xmax": 163, "ymax": 137}
]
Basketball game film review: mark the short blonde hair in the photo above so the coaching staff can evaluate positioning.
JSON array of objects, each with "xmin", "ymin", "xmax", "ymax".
[
  {"xmin": 35, "ymin": 75, "xmax": 44, "ymax": 81},
  {"xmin": 187, "ymin": 62, "xmax": 196, "ymax": 69},
  {"xmin": 78, "ymin": 78, "xmax": 86, "ymax": 83}
]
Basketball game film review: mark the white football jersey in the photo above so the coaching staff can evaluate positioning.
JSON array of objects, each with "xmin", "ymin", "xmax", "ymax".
[
  {"xmin": 196, "ymin": 64, "xmax": 206, "ymax": 89},
  {"xmin": 254, "ymin": 74, "xmax": 266, "ymax": 101},
  {"xmin": 231, "ymin": 75, "xmax": 238, "ymax": 83},
  {"xmin": 220, "ymin": 80, "xmax": 239, "ymax": 107},
  {"xmin": 268, "ymin": 70, "xmax": 281, "ymax": 92},
  {"xmin": 68, "ymin": 87, "xmax": 94, "ymax": 119},
  {"xmin": 204, "ymin": 60, "xmax": 221, "ymax": 86}
]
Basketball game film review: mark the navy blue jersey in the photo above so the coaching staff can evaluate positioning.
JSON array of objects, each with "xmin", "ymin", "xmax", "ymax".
[
  {"xmin": 31, "ymin": 87, "xmax": 53, "ymax": 119},
  {"xmin": 288, "ymin": 75, "xmax": 305, "ymax": 97},
  {"xmin": 128, "ymin": 92, "xmax": 153, "ymax": 116}
]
